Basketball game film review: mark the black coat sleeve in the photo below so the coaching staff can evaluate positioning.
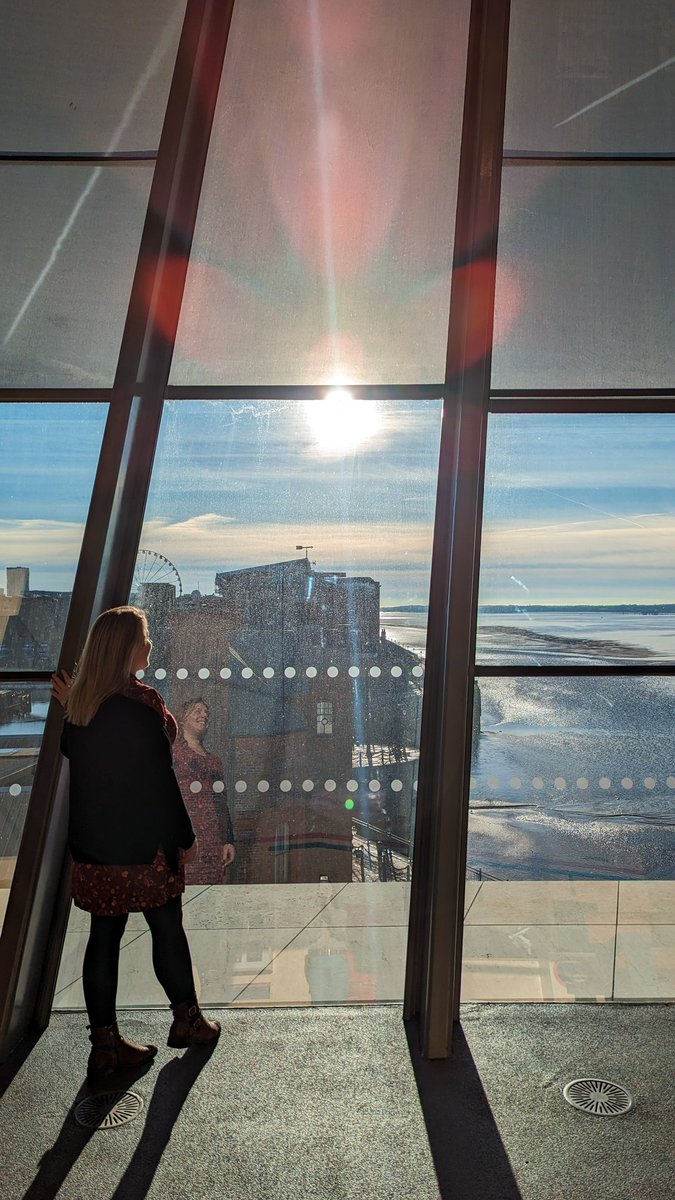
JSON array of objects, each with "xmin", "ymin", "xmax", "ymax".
[{"xmin": 65, "ymin": 695, "xmax": 196, "ymax": 867}]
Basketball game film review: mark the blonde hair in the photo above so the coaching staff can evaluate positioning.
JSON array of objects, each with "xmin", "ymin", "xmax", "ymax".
[{"xmin": 66, "ymin": 606, "xmax": 149, "ymax": 726}]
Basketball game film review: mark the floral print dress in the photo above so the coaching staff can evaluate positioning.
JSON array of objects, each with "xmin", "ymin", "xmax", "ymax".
[{"xmin": 71, "ymin": 677, "xmax": 186, "ymax": 917}]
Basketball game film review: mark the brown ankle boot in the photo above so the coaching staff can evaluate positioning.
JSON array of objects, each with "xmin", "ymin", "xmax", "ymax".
[
  {"xmin": 87, "ymin": 1021, "xmax": 158, "ymax": 1081},
  {"xmin": 167, "ymin": 1002, "xmax": 221, "ymax": 1048}
]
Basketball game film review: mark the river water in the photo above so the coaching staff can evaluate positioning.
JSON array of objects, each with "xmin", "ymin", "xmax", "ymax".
[{"xmin": 382, "ymin": 609, "xmax": 675, "ymax": 879}]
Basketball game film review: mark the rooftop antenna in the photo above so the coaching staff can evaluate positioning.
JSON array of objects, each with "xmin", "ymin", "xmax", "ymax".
[{"xmin": 296, "ymin": 544, "xmax": 314, "ymax": 559}]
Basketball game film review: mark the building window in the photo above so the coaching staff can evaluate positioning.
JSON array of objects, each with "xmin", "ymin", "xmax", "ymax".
[
  {"xmin": 316, "ymin": 701, "xmax": 333, "ymax": 735},
  {"xmin": 274, "ymin": 822, "xmax": 290, "ymax": 884}
]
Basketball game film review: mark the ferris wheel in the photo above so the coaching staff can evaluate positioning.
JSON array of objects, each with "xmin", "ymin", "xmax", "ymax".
[{"xmin": 132, "ymin": 549, "xmax": 183, "ymax": 598}]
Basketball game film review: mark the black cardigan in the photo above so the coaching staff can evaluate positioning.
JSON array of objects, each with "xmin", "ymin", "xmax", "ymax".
[{"xmin": 61, "ymin": 693, "xmax": 196, "ymax": 870}]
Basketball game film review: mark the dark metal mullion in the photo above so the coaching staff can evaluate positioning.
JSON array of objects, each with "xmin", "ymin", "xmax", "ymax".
[
  {"xmin": 404, "ymin": 0, "xmax": 510, "ymax": 1059},
  {"xmin": 0, "ymin": 390, "xmax": 112, "ymax": 403},
  {"xmin": 491, "ymin": 389, "xmax": 675, "ymax": 398},
  {"xmin": 0, "ymin": 673, "xmax": 53, "ymax": 683},
  {"xmin": 0, "ymin": 0, "xmax": 236, "ymax": 1059},
  {"xmin": 475, "ymin": 664, "xmax": 675, "ymax": 677},
  {"xmin": 490, "ymin": 390, "xmax": 675, "ymax": 413},
  {"xmin": 0, "ymin": 152, "xmax": 157, "ymax": 163},
  {"xmin": 165, "ymin": 384, "xmax": 443, "ymax": 400},
  {"xmin": 0, "ymin": 152, "xmax": 157, "ymax": 164},
  {"xmin": 503, "ymin": 152, "xmax": 675, "ymax": 165}
]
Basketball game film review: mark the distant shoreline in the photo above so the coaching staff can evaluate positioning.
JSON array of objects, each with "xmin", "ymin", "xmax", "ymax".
[{"xmin": 382, "ymin": 604, "xmax": 675, "ymax": 614}]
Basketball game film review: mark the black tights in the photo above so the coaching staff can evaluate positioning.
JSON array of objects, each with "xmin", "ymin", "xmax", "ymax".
[{"xmin": 82, "ymin": 896, "xmax": 196, "ymax": 1028}]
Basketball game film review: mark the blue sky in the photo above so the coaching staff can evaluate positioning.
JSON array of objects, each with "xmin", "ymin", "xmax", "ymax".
[{"xmin": 2, "ymin": 403, "xmax": 675, "ymax": 607}]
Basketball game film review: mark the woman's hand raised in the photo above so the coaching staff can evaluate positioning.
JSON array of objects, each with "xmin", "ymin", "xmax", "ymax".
[{"xmin": 51, "ymin": 670, "xmax": 73, "ymax": 708}]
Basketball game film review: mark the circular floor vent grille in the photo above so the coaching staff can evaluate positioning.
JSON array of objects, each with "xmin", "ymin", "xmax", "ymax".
[
  {"xmin": 74, "ymin": 1090, "xmax": 143, "ymax": 1129},
  {"xmin": 563, "ymin": 1078, "xmax": 633, "ymax": 1116}
]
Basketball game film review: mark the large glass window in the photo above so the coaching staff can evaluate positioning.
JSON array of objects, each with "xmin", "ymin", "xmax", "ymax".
[
  {"xmin": 491, "ymin": 165, "xmax": 675, "ymax": 390},
  {"xmin": 0, "ymin": 0, "xmax": 185, "ymax": 154},
  {"xmin": 469, "ymin": 0, "xmax": 675, "ymax": 1008},
  {"xmin": 504, "ymin": 0, "xmax": 675, "ymax": 153},
  {"xmin": 0, "ymin": 682, "xmax": 48, "ymax": 933},
  {"xmin": 465, "ymin": 410, "xmax": 675, "ymax": 1003},
  {"xmin": 0, "ymin": 403, "xmax": 107, "ymax": 932},
  {"xmin": 469, "ymin": 676, "xmax": 675, "ymax": 882},
  {"xmin": 0, "ymin": 165, "xmax": 154, "ymax": 387},
  {"xmin": 170, "ymin": 0, "xmax": 471, "ymax": 386},
  {"xmin": 477, "ymin": 413, "xmax": 675, "ymax": 662},
  {"xmin": 56, "ymin": 396, "xmax": 441, "ymax": 1008}
]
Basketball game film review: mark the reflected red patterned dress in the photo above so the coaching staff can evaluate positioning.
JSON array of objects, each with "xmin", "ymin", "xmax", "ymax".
[
  {"xmin": 172, "ymin": 737, "xmax": 234, "ymax": 885},
  {"xmin": 71, "ymin": 678, "xmax": 186, "ymax": 917}
]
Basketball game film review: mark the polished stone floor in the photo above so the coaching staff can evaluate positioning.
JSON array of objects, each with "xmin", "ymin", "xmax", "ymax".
[{"xmin": 51, "ymin": 879, "xmax": 675, "ymax": 1008}]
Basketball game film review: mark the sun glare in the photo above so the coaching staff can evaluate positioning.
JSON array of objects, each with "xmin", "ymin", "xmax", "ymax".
[{"xmin": 304, "ymin": 390, "xmax": 382, "ymax": 454}]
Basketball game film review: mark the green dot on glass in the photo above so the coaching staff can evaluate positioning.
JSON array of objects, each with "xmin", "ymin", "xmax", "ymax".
[{"xmin": 344, "ymin": 798, "xmax": 355, "ymax": 810}]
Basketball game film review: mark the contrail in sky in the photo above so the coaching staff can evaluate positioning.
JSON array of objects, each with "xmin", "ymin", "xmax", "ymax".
[
  {"xmin": 555, "ymin": 54, "xmax": 675, "ymax": 127},
  {"xmin": 2, "ymin": 5, "xmax": 183, "ymax": 349},
  {"xmin": 538, "ymin": 489, "xmax": 647, "ymax": 528}
]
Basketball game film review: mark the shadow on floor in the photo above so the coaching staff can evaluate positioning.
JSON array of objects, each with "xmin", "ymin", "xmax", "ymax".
[
  {"xmin": 19, "ymin": 1045, "xmax": 218, "ymax": 1200},
  {"xmin": 405, "ymin": 1019, "xmax": 523, "ymax": 1200}
]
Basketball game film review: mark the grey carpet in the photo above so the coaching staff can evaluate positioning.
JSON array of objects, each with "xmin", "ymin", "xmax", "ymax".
[
  {"xmin": 0, "ymin": 1007, "xmax": 441, "ymax": 1200},
  {"xmin": 455, "ymin": 1004, "xmax": 675, "ymax": 1200},
  {"xmin": 0, "ymin": 1004, "xmax": 673, "ymax": 1200}
]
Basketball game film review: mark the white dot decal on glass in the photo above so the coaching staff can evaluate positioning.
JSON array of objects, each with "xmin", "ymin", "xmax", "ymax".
[
  {"xmin": 599, "ymin": 777, "xmax": 611, "ymax": 789},
  {"xmin": 667, "ymin": 776, "xmax": 675, "ymax": 789},
  {"xmin": 263, "ymin": 667, "xmax": 275, "ymax": 679},
  {"xmin": 554, "ymin": 777, "xmax": 566, "ymax": 790},
  {"xmin": 346, "ymin": 779, "xmax": 358, "ymax": 792},
  {"xmin": 532, "ymin": 777, "xmax": 544, "ymax": 790},
  {"xmin": 369, "ymin": 780, "xmax": 381, "ymax": 792},
  {"xmin": 9, "ymin": 784, "xmax": 21, "ymax": 796},
  {"xmin": 302, "ymin": 779, "xmax": 314, "ymax": 792},
  {"xmin": 621, "ymin": 777, "xmax": 633, "ymax": 789},
  {"xmin": 176, "ymin": 668, "xmax": 188, "ymax": 679},
  {"xmin": 306, "ymin": 666, "xmax": 317, "ymax": 678},
  {"xmin": 413, "ymin": 781, "xmax": 418, "ymax": 792},
  {"xmin": 220, "ymin": 667, "xmax": 231, "ymax": 679},
  {"xmin": 154, "ymin": 668, "xmax": 166, "ymax": 680},
  {"xmin": 284, "ymin": 666, "xmax": 296, "ymax": 678},
  {"xmin": 348, "ymin": 666, "xmax": 360, "ymax": 677},
  {"xmin": 412, "ymin": 665, "xmax": 424, "ymax": 677},
  {"xmin": 324, "ymin": 779, "xmax": 336, "ymax": 791},
  {"xmin": 197, "ymin": 667, "xmax": 209, "ymax": 679},
  {"xmin": 644, "ymin": 777, "xmax": 656, "ymax": 790},
  {"xmin": 327, "ymin": 666, "xmax": 339, "ymax": 677},
  {"xmin": 391, "ymin": 666, "xmax": 402, "ymax": 677},
  {"xmin": 488, "ymin": 777, "xmax": 500, "ymax": 789},
  {"xmin": 189, "ymin": 781, "xmax": 202, "ymax": 794},
  {"xmin": 212, "ymin": 780, "xmax": 225, "ymax": 793},
  {"xmin": 280, "ymin": 780, "xmax": 292, "ymax": 792},
  {"xmin": 136, "ymin": 669, "xmax": 145, "ymax": 679},
  {"xmin": 258, "ymin": 780, "xmax": 270, "ymax": 792},
  {"xmin": 391, "ymin": 779, "xmax": 403, "ymax": 792},
  {"xmin": 242, "ymin": 667, "xmax": 253, "ymax": 679},
  {"xmin": 510, "ymin": 777, "xmax": 522, "ymax": 790},
  {"xmin": 576, "ymin": 777, "xmax": 589, "ymax": 790},
  {"xmin": 235, "ymin": 780, "xmax": 247, "ymax": 793},
  {"xmin": 369, "ymin": 666, "xmax": 381, "ymax": 678}
]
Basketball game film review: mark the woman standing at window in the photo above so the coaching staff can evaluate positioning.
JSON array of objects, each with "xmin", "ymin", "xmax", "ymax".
[
  {"xmin": 54, "ymin": 606, "xmax": 220, "ymax": 1085},
  {"xmin": 173, "ymin": 698, "xmax": 235, "ymax": 885}
]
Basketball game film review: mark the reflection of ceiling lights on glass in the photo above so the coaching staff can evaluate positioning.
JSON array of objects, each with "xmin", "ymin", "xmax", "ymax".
[{"xmin": 304, "ymin": 389, "xmax": 382, "ymax": 454}]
